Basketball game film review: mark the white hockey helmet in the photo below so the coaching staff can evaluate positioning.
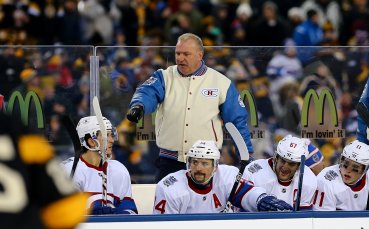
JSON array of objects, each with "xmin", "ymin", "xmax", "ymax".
[
  {"xmin": 187, "ymin": 140, "xmax": 220, "ymax": 168},
  {"xmin": 76, "ymin": 116, "xmax": 115, "ymax": 151},
  {"xmin": 187, "ymin": 140, "xmax": 220, "ymax": 160},
  {"xmin": 275, "ymin": 135, "xmax": 309, "ymax": 163},
  {"xmin": 341, "ymin": 140, "xmax": 369, "ymax": 167}
]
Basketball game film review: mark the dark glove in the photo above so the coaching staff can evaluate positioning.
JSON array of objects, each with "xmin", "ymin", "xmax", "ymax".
[
  {"xmin": 126, "ymin": 105, "xmax": 144, "ymax": 123},
  {"xmin": 115, "ymin": 202, "xmax": 136, "ymax": 214},
  {"xmin": 257, "ymin": 194, "xmax": 293, "ymax": 211},
  {"xmin": 91, "ymin": 201, "xmax": 116, "ymax": 215}
]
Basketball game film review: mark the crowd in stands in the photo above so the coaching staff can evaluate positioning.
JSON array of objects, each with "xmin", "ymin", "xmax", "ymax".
[
  {"xmin": 0, "ymin": 0, "xmax": 369, "ymax": 47},
  {"xmin": 1, "ymin": 0, "xmax": 369, "ymax": 183}
]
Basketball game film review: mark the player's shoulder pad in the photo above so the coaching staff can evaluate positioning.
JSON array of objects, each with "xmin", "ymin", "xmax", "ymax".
[
  {"xmin": 246, "ymin": 161, "xmax": 263, "ymax": 174},
  {"xmin": 322, "ymin": 169, "xmax": 339, "ymax": 181}
]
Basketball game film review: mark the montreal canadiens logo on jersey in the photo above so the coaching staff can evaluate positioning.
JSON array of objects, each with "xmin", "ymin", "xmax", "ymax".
[{"xmin": 201, "ymin": 88, "xmax": 219, "ymax": 97}]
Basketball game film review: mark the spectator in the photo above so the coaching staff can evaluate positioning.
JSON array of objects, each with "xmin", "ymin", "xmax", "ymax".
[
  {"xmin": 301, "ymin": 0, "xmax": 342, "ymax": 40},
  {"xmin": 293, "ymin": 9, "xmax": 324, "ymax": 64},
  {"xmin": 164, "ymin": 0, "xmax": 203, "ymax": 45},
  {"xmin": 249, "ymin": 1, "xmax": 290, "ymax": 46}
]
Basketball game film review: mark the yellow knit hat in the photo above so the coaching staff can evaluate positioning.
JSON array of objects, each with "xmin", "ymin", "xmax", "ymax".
[{"xmin": 20, "ymin": 68, "xmax": 37, "ymax": 82}]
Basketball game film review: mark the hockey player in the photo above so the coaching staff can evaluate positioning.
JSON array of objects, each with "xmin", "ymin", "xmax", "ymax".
[
  {"xmin": 0, "ymin": 112, "xmax": 88, "ymax": 228},
  {"xmin": 243, "ymin": 135, "xmax": 317, "ymax": 210},
  {"xmin": 153, "ymin": 140, "xmax": 293, "ymax": 214},
  {"xmin": 61, "ymin": 116, "xmax": 137, "ymax": 215},
  {"xmin": 313, "ymin": 140, "xmax": 369, "ymax": 210}
]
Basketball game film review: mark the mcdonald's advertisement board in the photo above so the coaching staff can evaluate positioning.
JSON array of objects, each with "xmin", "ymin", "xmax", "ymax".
[
  {"xmin": 300, "ymin": 88, "xmax": 345, "ymax": 139},
  {"xmin": 1, "ymin": 91, "xmax": 45, "ymax": 129}
]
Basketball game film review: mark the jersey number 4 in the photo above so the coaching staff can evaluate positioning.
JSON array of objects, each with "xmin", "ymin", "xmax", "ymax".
[{"xmin": 155, "ymin": 200, "xmax": 167, "ymax": 214}]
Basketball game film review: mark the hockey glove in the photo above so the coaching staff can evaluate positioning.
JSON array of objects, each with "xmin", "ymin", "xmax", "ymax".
[
  {"xmin": 115, "ymin": 201, "xmax": 137, "ymax": 215},
  {"xmin": 126, "ymin": 105, "xmax": 144, "ymax": 123},
  {"xmin": 91, "ymin": 201, "xmax": 116, "ymax": 215},
  {"xmin": 256, "ymin": 194, "xmax": 293, "ymax": 211}
]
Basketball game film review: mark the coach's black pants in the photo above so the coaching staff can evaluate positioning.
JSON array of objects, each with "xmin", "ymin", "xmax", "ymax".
[{"xmin": 155, "ymin": 157, "xmax": 186, "ymax": 182}]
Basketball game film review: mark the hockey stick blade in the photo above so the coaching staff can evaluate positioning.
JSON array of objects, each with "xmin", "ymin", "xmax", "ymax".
[
  {"xmin": 294, "ymin": 155, "xmax": 306, "ymax": 211},
  {"xmin": 225, "ymin": 122, "xmax": 249, "ymax": 161},
  {"xmin": 92, "ymin": 96, "xmax": 108, "ymax": 160},
  {"xmin": 61, "ymin": 115, "xmax": 82, "ymax": 178},
  {"xmin": 92, "ymin": 96, "xmax": 108, "ymax": 206},
  {"xmin": 224, "ymin": 122, "xmax": 250, "ymax": 212},
  {"xmin": 356, "ymin": 102, "xmax": 369, "ymax": 210}
]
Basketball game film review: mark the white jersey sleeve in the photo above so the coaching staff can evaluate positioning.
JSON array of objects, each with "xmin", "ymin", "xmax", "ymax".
[
  {"xmin": 313, "ymin": 167, "xmax": 337, "ymax": 211},
  {"xmin": 217, "ymin": 165, "xmax": 265, "ymax": 212},
  {"xmin": 153, "ymin": 171, "xmax": 189, "ymax": 214},
  {"xmin": 60, "ymin": 157, "xmax": 84, "ymax": 191}
]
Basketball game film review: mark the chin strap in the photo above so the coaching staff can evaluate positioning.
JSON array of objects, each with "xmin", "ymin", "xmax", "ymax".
[{"xmin": 84, "ymin": 139, "xmax": 112, "ymax": 160}]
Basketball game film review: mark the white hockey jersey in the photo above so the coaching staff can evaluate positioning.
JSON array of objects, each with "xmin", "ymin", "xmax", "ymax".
[
  {"xmin": 243, "ymin": 158, "xmax": 317, "ymax": 209},
  {"xmin": 153, "ymin": 164, "xmax": 266, "ymax": 214},
  {"xmin": 61, "ymin": 156, "xmax": 136, "ymax": 212},
  {"xmin": 313, "ymin": 164, "xmax": 369, "ymax": 211}
]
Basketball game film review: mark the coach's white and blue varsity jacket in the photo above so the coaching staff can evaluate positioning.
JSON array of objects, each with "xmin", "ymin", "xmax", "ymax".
[{"xmin": 129, "ymin": 61, "xmax": 253, "ymax": 162}]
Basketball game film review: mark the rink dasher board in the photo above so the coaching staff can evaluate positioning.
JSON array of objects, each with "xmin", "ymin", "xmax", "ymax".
[{"xmin": 78, "ymin": 211, "xmax": 369, "ymax": 229}]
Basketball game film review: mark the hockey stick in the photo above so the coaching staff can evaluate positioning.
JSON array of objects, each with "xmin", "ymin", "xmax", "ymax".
[
  {"xmin": 294, "ymin": 155, "xmax": 306, "ymax": 211},
  {"xmin": 61, "ymin": 115, "xmax": 83, "ymax": 178},
  {"xmin": 355, "ymin": 102, "xmax": 369, "ymax": 210},
  {"xmin": 224, "ymin": 122, "xmax": 250, "ymax": 212},
  {"xmin": 92, "ymin": 96, "xmax": 108, "ymax": 206}
]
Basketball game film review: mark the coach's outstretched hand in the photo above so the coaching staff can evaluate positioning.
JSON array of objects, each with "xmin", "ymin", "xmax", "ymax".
[{"xmin": 126, "ymin": 105, "xmax": 144, "ymax": 123}]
